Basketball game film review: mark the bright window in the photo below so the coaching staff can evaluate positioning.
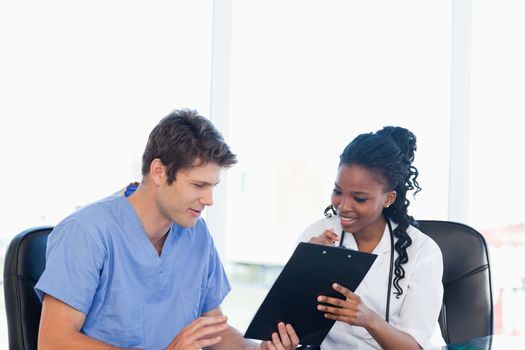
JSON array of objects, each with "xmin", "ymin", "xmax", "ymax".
[
  {"xmin": 0, "ymin": 1, "xmax": 213, "ymax": 346},
  {"xmin": 470, "ymin": 0, "xmax": 525, "ymax": 335},
  {"xmin": 222, "ymin": 0, "xmax": 451, "ymax": 331},
  {"xmin": 0, "ymin": 0, "xmax": 213, "ymax": 237}
]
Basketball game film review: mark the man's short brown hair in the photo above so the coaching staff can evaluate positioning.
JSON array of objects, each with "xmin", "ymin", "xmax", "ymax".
[{"xmin": 141, "ymin": 109, "xmax": 237, "ymax": 184}]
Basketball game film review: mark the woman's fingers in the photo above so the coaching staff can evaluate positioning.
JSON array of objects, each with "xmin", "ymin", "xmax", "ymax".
[
  {"xmin": 316, "ymin": 284, "xmax": 372, "ymax": 327},
  {"xmin": 322, "ymin": 229, "xmax": 340, "ymax": 242},
  {"xmin": 332, "ymin": 283, "xmax": 353, "ymax": 298},
  {"xmin": 308, "ymin": 229, "xmax": 340, "ymax": 245},
  {"xmin": 317, "ymin": 284, "xmax": 356, "ymax": 305}
]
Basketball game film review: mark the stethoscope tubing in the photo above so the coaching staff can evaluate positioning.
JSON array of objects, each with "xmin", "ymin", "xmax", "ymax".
[{"xmin": 338, "ymin": 218, "xmax": 395, "ymax": 323}]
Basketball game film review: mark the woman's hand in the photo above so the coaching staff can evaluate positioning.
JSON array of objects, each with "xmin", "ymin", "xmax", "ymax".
[
  {"xmin": 308, "ymin": 229, "xmax": 340, "ymax": 246},
  {"xmin": 316, "ymin": 283, "xmax": 378, "ymax": 328},
  {"xmin": 259, "ymin": 322, "xmax": 299, "ymax": 350}
]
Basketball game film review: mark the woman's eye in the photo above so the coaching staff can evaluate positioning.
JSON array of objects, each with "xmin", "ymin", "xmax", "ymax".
[
  {"xmin": 354, "ymin": 197, "xmax": 367, "ymax": 203},
  {"xmin": 332, "ymin": 189, "xmax": 342, "ymax": 196}
]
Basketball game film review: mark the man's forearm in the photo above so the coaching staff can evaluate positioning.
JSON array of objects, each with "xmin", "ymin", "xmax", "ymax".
[
  {"xmin": 39, "ymin": 294, "xmax": 139, "ymax": 350},
  {"xmin": 39, "ymin": 331, "xmax": 137, "ymax": 350},
  {"xmin": 207, "ymin": 325, "xmax": 260, "ymax": 350}
]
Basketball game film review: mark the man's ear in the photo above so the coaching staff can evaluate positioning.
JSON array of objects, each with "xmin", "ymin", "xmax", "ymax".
[{"xmin": 149, "ymin": 158, "xmax": 167, "ymax": 185}]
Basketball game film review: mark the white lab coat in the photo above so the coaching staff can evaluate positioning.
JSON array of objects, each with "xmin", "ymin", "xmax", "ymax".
[{"xmin": 298, "ymin": 217, "xmax": 446, "ymax": 349}]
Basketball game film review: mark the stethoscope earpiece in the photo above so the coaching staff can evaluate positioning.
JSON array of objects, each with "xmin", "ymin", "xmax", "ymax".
[{"xmin": 324, "ymin": 204, "xmax": 337, "ymax": 218}]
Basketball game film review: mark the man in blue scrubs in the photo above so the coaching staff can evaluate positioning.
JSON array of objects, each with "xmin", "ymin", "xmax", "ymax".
[{"xmin": 35, "ymin": 109, "xmax": 299, "ymax": 350}]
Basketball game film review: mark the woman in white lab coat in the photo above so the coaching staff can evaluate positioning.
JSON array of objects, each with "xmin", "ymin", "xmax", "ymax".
[{"xmin": 299, "ymin": 126, "xmax": 445, "ymax": 350}]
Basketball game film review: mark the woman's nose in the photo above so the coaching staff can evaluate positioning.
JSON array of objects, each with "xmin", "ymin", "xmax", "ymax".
[{"xmin": 339, "ymin": 196, "xmax": 352, "ymax": 212}]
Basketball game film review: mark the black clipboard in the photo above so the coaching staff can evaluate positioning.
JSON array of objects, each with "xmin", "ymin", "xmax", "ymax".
[{"xmin": 244, "ymin": 242, "xmax": 377, "ymax": 346}]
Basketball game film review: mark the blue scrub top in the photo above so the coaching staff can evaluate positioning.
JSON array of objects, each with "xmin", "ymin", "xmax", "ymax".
[{"xmin": 35, "ymin": 193, "xmax": 231, "ymax": 349}]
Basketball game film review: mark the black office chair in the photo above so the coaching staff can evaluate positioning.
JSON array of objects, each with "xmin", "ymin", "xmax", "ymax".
[
  {"xmin": 3, "ymin": 226, "xmax": 53, "ymax": 350},
  {"xmin": 418, "ymin": 220, "xmax": 494, "ymax": 344}
]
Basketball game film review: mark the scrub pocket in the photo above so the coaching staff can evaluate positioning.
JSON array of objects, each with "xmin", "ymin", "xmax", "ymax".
[
  {"xmin": 91, "ymin": 299, "xmax": 145, "ymax": 348},
  {"xmin": 178, "ymin": 287, "xmax": 208, "ymax": 320}
]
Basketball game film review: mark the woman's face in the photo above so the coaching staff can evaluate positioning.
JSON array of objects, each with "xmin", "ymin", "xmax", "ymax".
[{"xmin": 331, "ymin": 164, "xmax": 396, "ymax": 237}]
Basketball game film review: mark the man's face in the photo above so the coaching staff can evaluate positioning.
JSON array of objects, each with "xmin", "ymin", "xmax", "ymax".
[{"xmin": 155, "ymin": 161, "xmax": 221, "ymax": 228}]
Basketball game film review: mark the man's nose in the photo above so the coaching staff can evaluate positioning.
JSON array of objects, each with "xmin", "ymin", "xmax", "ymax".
[{"xmin": 201, "ymin": 187, "xmax": 214, "ymax": 206}]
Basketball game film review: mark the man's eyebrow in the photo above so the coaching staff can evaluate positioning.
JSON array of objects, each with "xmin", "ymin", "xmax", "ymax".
[{"xmin": 194, "ymin": 180, "xmax": 221, "ymax": 186}]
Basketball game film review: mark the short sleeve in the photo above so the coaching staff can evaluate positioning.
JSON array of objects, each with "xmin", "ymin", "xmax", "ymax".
[
  {"xmin": 200, "ymin": 231, "xmax": 231, "ymax": 313},
  {"xmin": 34, "ymin": 219, "xmax": 106, "ymax": 314},
  {"xmin": 298, "ymin": 221, "xmax": 317, "ymax": 243},
  {"xmin": 396, "ymin": 238, "xmax": 444, "ymax": 348}
]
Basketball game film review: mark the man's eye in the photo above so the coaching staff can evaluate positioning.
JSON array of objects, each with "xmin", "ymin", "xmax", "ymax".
[
  {"xmin": 332, "ymin": 189, "xmax": 342, "ymax": 196},
  {"xmin": 194, "ymin": 183, "xmax": 205, "ymax": 188}
]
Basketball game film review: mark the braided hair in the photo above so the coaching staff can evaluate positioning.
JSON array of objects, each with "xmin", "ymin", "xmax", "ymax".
[{"xmin": 327, "ymin": 126, "xmax": 421, "ymax": 297}]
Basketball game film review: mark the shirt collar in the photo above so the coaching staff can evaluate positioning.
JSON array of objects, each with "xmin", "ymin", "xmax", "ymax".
[{"xmin": 342, "ymin": 219, "xmax": 398, "ymax": 255}]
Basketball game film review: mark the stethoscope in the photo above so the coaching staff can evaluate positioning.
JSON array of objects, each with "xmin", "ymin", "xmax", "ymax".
[{"xmin": 338, "ymin": 218, "xmax": 395, "ymax": 323}]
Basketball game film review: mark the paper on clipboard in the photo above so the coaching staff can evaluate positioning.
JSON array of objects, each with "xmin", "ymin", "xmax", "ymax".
[{"xmin": 244, "ymin": 242, "xmax": 377, "ymax": 346}]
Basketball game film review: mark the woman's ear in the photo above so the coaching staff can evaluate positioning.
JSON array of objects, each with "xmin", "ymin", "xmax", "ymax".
[{"xmin": 385, "ymin": 190, "xmax": 397, "ymax": 208}]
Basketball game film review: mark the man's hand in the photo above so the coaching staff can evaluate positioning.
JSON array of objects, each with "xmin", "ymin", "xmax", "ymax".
[
  {"xmin": 165, "ymin": 315, "xmax": 229, "ymax": 350},
  {"xmin": 259, "ymin": 322, "xmax": 299, "ymax": 350}
]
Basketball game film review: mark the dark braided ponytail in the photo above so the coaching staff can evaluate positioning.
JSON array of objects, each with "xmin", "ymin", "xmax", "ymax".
[{"xmin": 338, "ymin": 126, "xmax": 421, "ymax": 298}]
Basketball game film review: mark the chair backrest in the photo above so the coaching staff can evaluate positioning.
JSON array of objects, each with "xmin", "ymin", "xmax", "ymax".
[
  {"xmin": 3, "ymin": 226, "xmax": 53, "ymax": 350},
  {"xmin": 417, "ymin": 220, "xmax": 493, "ymax": 344}
]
